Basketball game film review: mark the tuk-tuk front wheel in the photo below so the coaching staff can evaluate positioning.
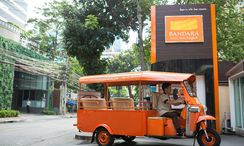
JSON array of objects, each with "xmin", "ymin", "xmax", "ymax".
[
  {"xmin": 96, "ymin": 128, "xmax": 114, "ymax": 146},
  {"xmin": 197, "ymin": 128, "xmax": 221, "ymax": 146},
  {"xmin": 122, "ymin": 136, "xmax": 136, "ymax": 142}
]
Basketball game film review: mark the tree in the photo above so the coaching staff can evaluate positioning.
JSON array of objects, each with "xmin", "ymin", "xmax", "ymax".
[
  {"xmin": 136, "ymin": 0, "xmax": 166, "ymax": 71},
  {"xmin": 135, "ymin": 0, "xmax": 168, "ymax": 71},
  {"xmin": 132, "ymin": 37, "xmax": 151, "ymax": 71},
  {"xmin": 25, "ymin": 0, "xmax": 65, "ymax": 60},
  {"xmin": 175, "ymin": 0, "xmax": 244, "ymax": 62},
  {"xmin": 60, "ymin": 0, "xmax": 139, "ymax": 77},
  {"xmin": 107, "ymin": 50, "xmax": 138, "ymax": 73},
  {"xmin": 67, "ymin": 57, "xmax": 84, "ymax": 92},
  {"xmin": 106, "ymin": 40, "xmax": 152, "ymax": 99},
  {"xmin": 107, "ymin": 49, "xmax": 138, "ymax": 99}
]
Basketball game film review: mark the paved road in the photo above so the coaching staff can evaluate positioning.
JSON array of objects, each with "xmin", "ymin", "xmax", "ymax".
[{"xmin": 0, "ymin": 115, "xmax": 244, "ymax": 146}]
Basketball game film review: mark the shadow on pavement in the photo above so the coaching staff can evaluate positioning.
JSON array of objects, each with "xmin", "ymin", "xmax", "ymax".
[
  {"xmin": 113, "ymin": 141, "xmax": 188, "ymax": 146},
  {"xmin": 77, "ymin": 140, "xmax": 189, "ymax": 146}
]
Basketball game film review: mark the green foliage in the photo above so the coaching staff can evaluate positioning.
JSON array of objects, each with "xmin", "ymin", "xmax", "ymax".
[
  {"xmin": 0, "ymin": 36, "xmax": 48, "ymax": 60},
  {"xmin": 7, "ymin": 22, "xmax": 21, "ymax": 30},
  {"xmin": 67, "ymin": 57, "xmax": 84, "ymax": 91},
  {"xmin": 132, "ymin": 39, "xmax": 151, "ymax": 70},
  {"xmin": 42, "ymin": 109, "xmax": 56, "ymax": 115},
  {"xmin": 154, "ymin": 0, "xmax": 168, "ymax": 5},
  {"xmin": 136, "ymin": 0, "xmax": 167, "ymax": 70},
  {"xmin": 0, "ymin": 36, "xmax": 48, "ymax": 110},
  {"xmin": 107, "ymin": 50, "xmax": 138, "ymax": 73},
  {"xmin": 138, "ymin": 0, "xmax": 155, "ymax": 22},
  {"xmin": 69, "ymin": 57, "xmax": 83, "ymax": 75},
  {"xmin": 175, "ymin": 0, "xmax": 244, "ymax": 62},
  {"xmin": 59, "ymin": 0, "xmax": 139, "ymax": 85},
  {"xmin": 107, "ymin": 37, "xmax": 151, "ymax": 73},
  {"xmin": 85, "ymin": 15, "xmax": 99, "ymax": 30},
  {"xmin": 109, "ymin": 86, "xmax": 128, "ymax": 97},
  {"xmin": 0, "ymin": 63, "xmax": 14, "ymax": 110},
  {"xmin": 0, "ymin": 110, "xmax": 19, "ymax": 118},
  {"xmin": 28, "ymin": 0, "xmax": 167, "ymax": 82},
  {"xmin": 25, "ymin": 0, "xmax": 67, "ymax": 59}
]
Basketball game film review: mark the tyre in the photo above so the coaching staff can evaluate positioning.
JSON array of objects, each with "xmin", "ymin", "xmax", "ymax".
[
  {"xmin": 96, "ymin": 128, "xmax": 114, "ymax": 146},
  {"xmin": 197, "ymin": 128, "xmax": 221, "ymax": 146},
  {"xmin": 122, "ymin": 136, "xmax": 136, "ymax": 142}
]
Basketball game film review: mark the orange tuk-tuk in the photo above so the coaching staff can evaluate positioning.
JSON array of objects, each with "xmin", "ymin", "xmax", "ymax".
[{"xmin": 75, "ymin": 71, "xmax": 221, "ymax": 146}]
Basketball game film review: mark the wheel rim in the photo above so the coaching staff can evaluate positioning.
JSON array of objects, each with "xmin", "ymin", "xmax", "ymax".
[
  {"xmin": 98, "ymin": 131, "xmax": 110, "ymax": 145},
  {"xmin": 201, "ymin": 132, "xmax": 216, "ymax": 146}
]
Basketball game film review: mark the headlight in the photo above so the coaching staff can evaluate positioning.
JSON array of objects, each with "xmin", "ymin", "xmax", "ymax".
[
  {"xmin": 203, "ymin": 105, "xmax": 207, "ymax": 112},
  {"xmin": 189, "ymin": 106, "xmax": 200, "ymax": 112}
]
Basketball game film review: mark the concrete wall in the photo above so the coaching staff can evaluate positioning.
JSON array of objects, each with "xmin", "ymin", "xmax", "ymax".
[{"xmin": 219, "ymin": 85, "xmax": 230, "ymax": 131}]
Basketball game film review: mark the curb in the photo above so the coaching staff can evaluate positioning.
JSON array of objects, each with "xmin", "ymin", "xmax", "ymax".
[
  {"xmin": 75, "ymin": 134, "xmax": 92, "ymax": 141},
  {"xmin": 75, "ymin": 132, "xmax": 92, "ymax": 141},
  {"xmin": 63, "ymin": 115, "xmax": 77, "ymax": 118},
  {"xmin": 0, "ymin": 117, "xmax": 25, "ymax": 123}
]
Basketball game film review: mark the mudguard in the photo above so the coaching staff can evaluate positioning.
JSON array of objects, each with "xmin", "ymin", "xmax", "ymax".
[
  {"xmin": 91, "ymin": 124, "xmax": 113, "ymax": 143},
  {"xmin": 95, "ymin": 124, "xmax": 113, "ymax": 134},
  {"xmin": 196, "ymin": 115, "xmax": 216, "ymax": 123}
]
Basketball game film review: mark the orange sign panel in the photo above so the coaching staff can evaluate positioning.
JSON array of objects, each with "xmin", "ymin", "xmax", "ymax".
[{"xmin": 165, "ymin": 15, "xmax": 204, "ymax": 43}]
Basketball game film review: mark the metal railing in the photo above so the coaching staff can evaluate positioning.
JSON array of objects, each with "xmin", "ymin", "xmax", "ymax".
[{"xmin": 0, "ymin": 19, "xmax": 22, "ymax": 34}]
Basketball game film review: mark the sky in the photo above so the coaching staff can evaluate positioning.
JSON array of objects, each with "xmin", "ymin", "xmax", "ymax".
[
  {"xmin": 26, "ymin": 0, "xmax": 175, "ymax": 19},
  {"xmin": 26, "ymin": 0, "xmax": 52, "ymax": 19}
]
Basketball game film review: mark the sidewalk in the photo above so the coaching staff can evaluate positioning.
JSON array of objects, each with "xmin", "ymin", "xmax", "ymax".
[{"xmin": 0, "ymin": 113, "xmax": 77, "ymax": 123}]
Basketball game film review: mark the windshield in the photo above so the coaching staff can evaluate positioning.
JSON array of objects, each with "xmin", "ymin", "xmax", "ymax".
[{"xmin": 184, "ymin": 80, "xmax": 197, "ymax": 97}]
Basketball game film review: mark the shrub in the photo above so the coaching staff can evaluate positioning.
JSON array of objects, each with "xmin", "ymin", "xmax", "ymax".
[
  {"xmin": 42, "ymin": 109, "xmax": 56, "ymax": 115},
  {"xmin": 0, "ymin": 110, "xmax": 19, "ymax": 118}
]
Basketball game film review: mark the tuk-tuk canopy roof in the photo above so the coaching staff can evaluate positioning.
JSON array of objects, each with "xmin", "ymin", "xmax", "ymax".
[{"xmin": 79, "ymin": 71, "xmax": 195, "ymax": 86}]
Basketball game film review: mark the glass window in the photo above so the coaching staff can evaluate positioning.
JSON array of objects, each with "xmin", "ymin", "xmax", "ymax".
[
  {"xmin": 183, "ymin": 80, "xmax": 197, "ymax": 97},
  {"xmin": 234, "ymin": 79, "xmax": 242, "ymax": 128},
  {"xmin": 36, "ymin": 76, "xmax": 43, "ymax": 90},
  {"xmin": 23, "ymin": 90, "xmax": 29, "ymax": 100},
  {"xmin": 29, "ymin": 90, "xmax": 35, "ymax": 100},
  {"xmin": 241, "ymin": 77, "xmax": 244, "ymax": 129}
]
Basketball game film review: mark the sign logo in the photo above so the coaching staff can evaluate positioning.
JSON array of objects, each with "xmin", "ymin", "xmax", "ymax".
[{"xmin": 165, "ymin": 15, "xmax": 204, "ymax": 43}]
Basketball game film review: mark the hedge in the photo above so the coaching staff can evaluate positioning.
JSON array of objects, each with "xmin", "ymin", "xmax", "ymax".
[
  {"xmin": 0, "ymin": 110, "xmax": 19, "ymax": 118},
  {"xmin": 42, "ymin": 109, "xmax": 56, "ymax": 115}
]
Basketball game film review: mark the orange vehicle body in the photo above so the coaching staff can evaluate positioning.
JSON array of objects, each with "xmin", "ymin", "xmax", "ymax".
[
  {"xmin": 75, "ymin": 71, "xmax": 220, "ymax": 146},
  {"xmin": 77, "ymin": 110, "xmax": 158, "ymax": 136}
]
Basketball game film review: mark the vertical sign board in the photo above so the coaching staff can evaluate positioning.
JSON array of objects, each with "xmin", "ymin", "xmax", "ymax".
[{"xmin": 151, "ymin": 4, "xmax": 220, "ymax": 132}]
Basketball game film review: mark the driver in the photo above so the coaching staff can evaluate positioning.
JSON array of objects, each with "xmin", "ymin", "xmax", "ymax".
[{"xmin": 157, "ymin": 82, "xmax": 185, "ymax": 136}]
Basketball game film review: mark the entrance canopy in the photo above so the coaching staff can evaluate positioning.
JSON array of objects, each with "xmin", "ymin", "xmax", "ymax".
[{"xmin": 79, "ymin": 71, "xmax": 195, "ymax": 86}]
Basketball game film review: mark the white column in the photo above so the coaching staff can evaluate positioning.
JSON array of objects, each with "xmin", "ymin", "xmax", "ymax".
[{"xmin": 229, "ymin": 79, "xmax": 236, "ymax": 131}]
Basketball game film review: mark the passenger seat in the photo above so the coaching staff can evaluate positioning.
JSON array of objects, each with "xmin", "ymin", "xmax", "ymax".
[
  {"xmin": 111, "ymin": 98, "xmax": 134, "ymax": 110},
  {"xmin": 79, "ymin": 98, "xmax": 107, "ymax": 110}
]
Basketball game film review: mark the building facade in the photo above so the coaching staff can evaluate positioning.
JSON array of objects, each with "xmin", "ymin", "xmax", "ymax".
[
  {"xmin": 0, "ymin": 0, "xmax": 28, "ymax": 42},
  {"xmin": 227, "ymin": 60, "xmax": 244, "ymax": 135},
  {"xmin": 12, "ymin": 71, "xmax": 51, "ymax": 113},
  {"xmin": 151, "ymin": 4, "xmax": 220, "ymax": 131},
  {"xmin": 0, "ymin": 0, "xmax": 28, "ymax": 29},
  {"xmin": 0, "ymin": 35, "xmax": 52, "ymax": 113}
]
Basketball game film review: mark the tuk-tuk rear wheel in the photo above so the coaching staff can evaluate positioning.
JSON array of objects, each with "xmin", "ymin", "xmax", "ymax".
[
  {"xmin": 122, "ymin": 136, "xmax": 136, "ymax": 142},
  {"xmin": 96, "ymin": 128, "xmax": 114, "ymax": 146},
  {"xmin": 197, "ymin": 128, "xmax": 221, "ymax": 146}
]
